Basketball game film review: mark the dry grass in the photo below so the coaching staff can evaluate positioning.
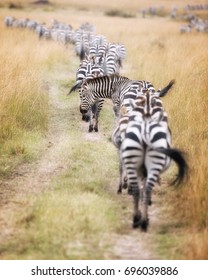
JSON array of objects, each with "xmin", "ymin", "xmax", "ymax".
[{"xmin": 1, "ymin": 0, "xmax": 206, "ymax": 11}]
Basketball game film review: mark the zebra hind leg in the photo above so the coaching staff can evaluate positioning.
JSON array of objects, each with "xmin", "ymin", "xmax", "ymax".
[
  {"xmin": 117, "ymin": 177, "xmax": 128, "ymax": 194},
  {"xmin": 132, "ymin": 189, "xmax": 141, "ymax": 229},
  {"xmin": 140, "ymin": 189, "xmax": 151, "ymax": 231}
]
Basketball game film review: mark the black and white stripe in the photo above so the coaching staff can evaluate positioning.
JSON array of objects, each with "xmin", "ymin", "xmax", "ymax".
[
  {"xmin": 75, "ymin": 75, "xmax": 172, "ymax": 127},
  {"xmin": 112, "ymin": 82, "xmax": 174, "ymax": 195},
  {"xmin": 69, "ymin": 55, "xmax": 105, "ymax": 132},
  {"xmin": 120, "ymin": 91, "xmax": 188, "ymax": 230}
]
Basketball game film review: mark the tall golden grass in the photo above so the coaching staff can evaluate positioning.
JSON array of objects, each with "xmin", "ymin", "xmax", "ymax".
[
  {"xmin": 0, "ymin": 27, "xmax": 43, "ymax": 174},
  {"xmin": 0, "ymin": 18, "xmax": 66, "ymax": 175}
]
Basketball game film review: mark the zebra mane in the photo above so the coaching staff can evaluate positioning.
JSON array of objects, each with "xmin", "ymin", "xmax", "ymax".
[{"xmin": 158, "ymin": 79, "xmax": 175, "ymax": 97}]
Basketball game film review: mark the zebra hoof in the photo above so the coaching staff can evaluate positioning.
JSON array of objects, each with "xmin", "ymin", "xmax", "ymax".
[
  {"xmin": 117, "ymin": 183, "xmax": 123, "ymax": 194},
  {"xmin": 132, "ymin": 213, "xmax": 141, "ymax": 229},
  {"xmin": 88, "ymin": 126, "xmax": 93, "ymax": 132},
  {"xmin": 94, "ymin": 127, "xmax": 98, "ymax": 132},
  {"xmin": 140, "ymin": 218, "xmax": 149, "ymax": 232},
  {"xmin": 122, "ymin": 182, "xmax": 128, "ymax": 189},
  {"xmin": 148, "ymin": 199, "xmax": 152, "ymax": 206},
  {"xmin": 128, "ymin": 188, "xmax": 133, "ymax": 195}
]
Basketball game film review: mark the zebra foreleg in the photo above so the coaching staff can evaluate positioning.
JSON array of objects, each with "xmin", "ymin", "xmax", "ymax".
[
  {"xmin": 92, "ymin": 112, "xmax": 99, "ymax": 132},
  {"xmin": 92, "ymin": 103, "xmax": 99, "ymax": 132},
  {"xmin": 88, "ymin": 109, "xmax": 94, "ymax": 132}
]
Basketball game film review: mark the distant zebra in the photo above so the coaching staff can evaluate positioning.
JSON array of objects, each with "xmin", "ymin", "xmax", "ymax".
[
  {"xmin": 4, "ymin": 16, "xmax": 15, "ymax": 27},
  {"xmin": 71, "ymin": 75, "xmax": 174, "ymax": 131},
  {"xmin": 102, "ymin": 43, "xmax": 126, "ymax": 75},
  {"xmin": 120, "ymin": 92, "xmax": 188, "ymax": 230},
  {"xmin": 74, "ymin": 30, "xmax": 94, "ymax": 60},
  {"xmin": 180, "ymin": 24, "xmax": 192, "ymax": 33}
]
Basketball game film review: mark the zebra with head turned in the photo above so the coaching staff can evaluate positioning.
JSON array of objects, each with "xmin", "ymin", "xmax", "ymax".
[
  {"xmin": 120, "ymin": 91, "xmax": 188, "ymax": 230},
  {"xmin": 69, "ymin": 55, "xmax": 105, "ymax": 132},
  {"xmin": 71, "ymin": 74, "xmax": 174, "ymax": 132}
]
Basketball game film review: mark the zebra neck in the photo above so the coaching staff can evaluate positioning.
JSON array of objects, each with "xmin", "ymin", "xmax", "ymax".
[{"xmin": 91, "ymin": 76, "xmax": 115, "ymax": 98}]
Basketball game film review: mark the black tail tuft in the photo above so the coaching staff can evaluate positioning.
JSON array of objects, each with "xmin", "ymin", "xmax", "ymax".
[
  {"xmin": 159, "ymin": 79, "xmax": 176, "ymax": 97},
  {"xmin": 157, "ymin": 147, "xmax": 188, "ymax": 186}
]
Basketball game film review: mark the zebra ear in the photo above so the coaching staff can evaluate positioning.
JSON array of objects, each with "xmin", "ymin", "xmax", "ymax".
[
  {"xmin": 68, "ymin": 82, "xmax": 82, "ymax": 95},
  {"xmin": 158, "ymin": 79, "xmax": 175, "ymax": 97}
]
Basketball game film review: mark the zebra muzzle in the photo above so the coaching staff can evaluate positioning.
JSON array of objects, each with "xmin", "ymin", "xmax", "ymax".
[{"xmin": 80, "ymin": 106, "xmax": 88, "ymax": 114}]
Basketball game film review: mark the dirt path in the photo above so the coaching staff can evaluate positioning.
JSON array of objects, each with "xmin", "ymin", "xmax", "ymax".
[
  {"xmin": 0, "ymin": 61, "xmax": 167, "ymax": 260},
  {"xmin": 109, "ymin": 184, "xmax": 165, "ymax": 259}
]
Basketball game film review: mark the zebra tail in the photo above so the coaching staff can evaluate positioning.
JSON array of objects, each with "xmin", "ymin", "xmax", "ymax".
[
  {"xmin": 159, "ymin": 79, "xmax": 176, "ymax": 97},
  {"xmin": 68, "ymin": 82, "xmax": 81, "ymax": 95},
  {"xmin": 157, "ymin": 147, "xmax": 188, "ymax": 186}
]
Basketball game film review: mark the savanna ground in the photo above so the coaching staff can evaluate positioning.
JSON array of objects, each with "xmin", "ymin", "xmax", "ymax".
[{"xmin": 0, "ymin": 0, "xmax": 208, "ymax": 260}]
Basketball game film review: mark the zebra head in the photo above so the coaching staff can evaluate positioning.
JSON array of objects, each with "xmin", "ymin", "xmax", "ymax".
[{"xmin": 79, "ymin": 81, "xmax": 96, "ymax": 114}]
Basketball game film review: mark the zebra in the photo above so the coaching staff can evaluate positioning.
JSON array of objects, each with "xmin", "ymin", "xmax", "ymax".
[
  {"xmin": 74, "ymin": 29, "xmax": 95, "ymax": 61},
  {"xmin": 180, "ymin": 24, "xmax": 192, "ymax": 33},
  {"xmin": 112, "ymin": 83, "xmax": 174, "ymax": 195},
  {"xmin": 101, "ymin": 43, "xmax": 126, "ymax": 75},
  {"xmin": 71, "ymin": 75, "xmax": 175, "ymax": 131},
  {"xmin": 4, "ymin": 16, "xmax": 15, "ymax": 27},
  {"xmin": 120, "ymin": 92, "xmax": 188, "ymax": 230},
  {"xmin": 69, "ymin": 56, "xmax": 105, "ymax": 132}
]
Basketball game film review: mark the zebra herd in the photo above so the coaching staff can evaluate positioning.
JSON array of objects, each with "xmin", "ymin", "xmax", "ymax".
[
  {"xmin": 4, "ymin": 16, "xmax": 188, "ymax": 231},
  {"xmin": 179, "ymin": 15, "xmax": 208, "ymax": 33},
  {"xmin": 72, "ymin": 74, "xmax": 188, "ymax": 230},
  {"xmin": 4, "ymin": 16, "xmax": 104, "ymax": 48},
  {"xmin": 68, "ymin": 29, "xmax": 188, "ymax": 230},
  {"xmin": 139, "ymin": 4, "xmax": 208, "ymax": 33},
  {"xmin": 69, "ymin": 31, "xmax": 126, "ymax": 132}
]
